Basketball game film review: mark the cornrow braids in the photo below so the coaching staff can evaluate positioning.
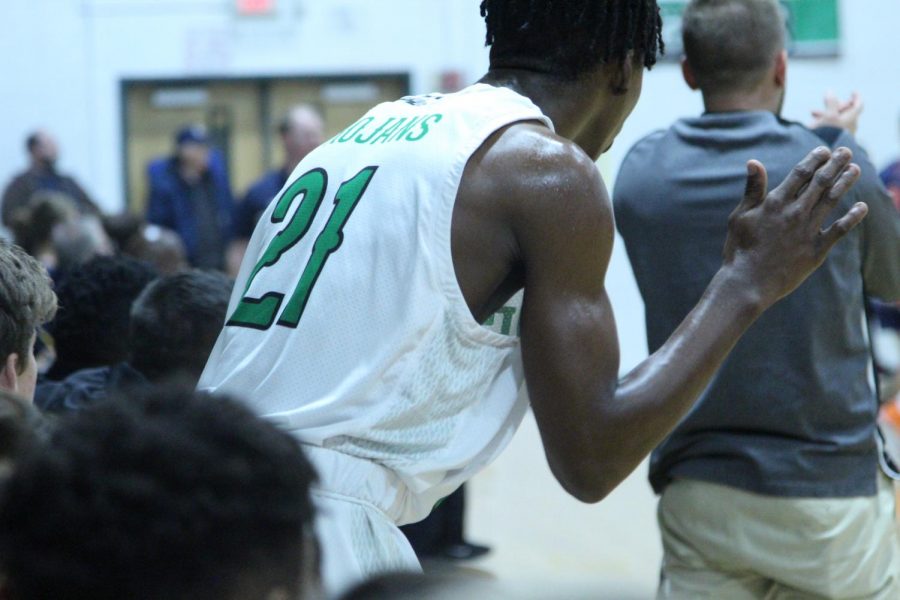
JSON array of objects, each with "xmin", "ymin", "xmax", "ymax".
[{"xmin": 481, "ymin": 0, "xmax": 664, "ymax": 80}]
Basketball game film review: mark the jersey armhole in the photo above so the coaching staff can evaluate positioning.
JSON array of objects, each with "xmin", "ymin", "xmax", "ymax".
[{"xmin": 430, "ymin": 109, "xmax": 552, "ymax": 348}]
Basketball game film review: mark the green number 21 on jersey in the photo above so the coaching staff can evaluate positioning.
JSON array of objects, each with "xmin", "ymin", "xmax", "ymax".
[{"xmin": 227, "ymin": 165, "xmax": 378, "ymax": 330}]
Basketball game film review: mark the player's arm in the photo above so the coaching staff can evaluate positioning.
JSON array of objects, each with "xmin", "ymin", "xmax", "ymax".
[{"xmin": 510, "ymin": 142, "xmax": 865, "ymax": 503}]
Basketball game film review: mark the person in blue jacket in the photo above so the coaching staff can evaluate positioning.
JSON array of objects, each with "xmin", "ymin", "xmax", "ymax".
[{"xmin": 145, "ymin": 125, "xmax": 234, "ymax": 270}]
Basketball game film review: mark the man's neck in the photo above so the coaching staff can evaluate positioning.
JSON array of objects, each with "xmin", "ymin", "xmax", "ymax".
[
  {"xmin": 478, "ymin": 69, "xmax": 614, "ymax": 158},
  {"xmin": 29, "ymin": 160, "xmax": 52, "ymax": 174},
  {"xmin": 702, "ymin": 87, "xmax": 782, "ymax": 115}
]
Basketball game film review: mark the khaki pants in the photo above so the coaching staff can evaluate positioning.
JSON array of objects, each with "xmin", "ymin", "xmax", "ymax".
[{"xmin": 657, "ymin": 477, "xmax": 900, "ymax": 599}]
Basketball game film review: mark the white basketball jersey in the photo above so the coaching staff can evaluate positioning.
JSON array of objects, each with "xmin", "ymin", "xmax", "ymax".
[{"xmin": 198, "ymin": 83, "xmax": 552, "ymax": 519}]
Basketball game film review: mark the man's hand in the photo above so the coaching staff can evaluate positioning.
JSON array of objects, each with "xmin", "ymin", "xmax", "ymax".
[
  {"xmin": 723, "ymin": 147, "xmax": 867, "ymax": 308},
  {"xmin": 810, "ymin": 92, "xmax": 863, "ymax": 135}
]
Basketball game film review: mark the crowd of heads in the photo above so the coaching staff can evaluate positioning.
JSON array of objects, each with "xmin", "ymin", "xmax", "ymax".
[
  {"xmin": 0, "ymin": 89, "xmax": 334, "ymax": 596},
  {"xmin": 0, "ymin": 387, "xmax": 320, "ymax": 600},
  {"xmin": 0, "ymin": 101, "xmax": 332, "ymax": 596}
]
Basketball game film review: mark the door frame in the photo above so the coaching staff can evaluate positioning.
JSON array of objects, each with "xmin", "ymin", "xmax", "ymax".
[{"xmin": 120, "ymin": 72, "xmax": 410, "ymax": 210}]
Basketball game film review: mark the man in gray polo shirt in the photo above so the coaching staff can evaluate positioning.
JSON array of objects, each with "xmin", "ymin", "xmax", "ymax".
[{"xmin": 614, "ymin": 1, "xmax": 900, "ymax": 597}]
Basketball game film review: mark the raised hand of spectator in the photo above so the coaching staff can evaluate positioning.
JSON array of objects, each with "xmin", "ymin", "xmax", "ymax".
[{"xmin": 810, "ymin": 92, "xmax": 863, "ymax": 135}]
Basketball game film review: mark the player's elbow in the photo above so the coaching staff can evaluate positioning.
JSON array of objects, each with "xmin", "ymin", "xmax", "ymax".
[{"xmin": 550, "ymin": 462, "xmax": 615, "ymax": 504}]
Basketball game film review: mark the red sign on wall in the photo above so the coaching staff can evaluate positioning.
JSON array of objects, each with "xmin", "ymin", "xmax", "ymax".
[{"xmin": 236, "ymin": 0, "xmax": 276, "ymax": 15}]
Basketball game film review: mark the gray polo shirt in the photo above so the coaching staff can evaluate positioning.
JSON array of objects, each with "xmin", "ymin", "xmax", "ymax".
[{"xmin": 613, "ymin": 111, "xmax": 900, "ymax": 497}]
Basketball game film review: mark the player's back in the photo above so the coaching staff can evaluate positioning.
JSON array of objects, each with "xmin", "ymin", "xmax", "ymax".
[{"xmin": 199, "ymin": 84, "xmax": 550, "ymax": 520}]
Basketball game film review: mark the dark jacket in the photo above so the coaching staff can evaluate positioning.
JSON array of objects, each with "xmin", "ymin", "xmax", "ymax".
[
  {"xmin": 145, "ymin": 153, "xmax": 234, "ymax": 268},
  {"xmin": 35, "ymin": 362, "xmax": 148, "ymax": 414}
]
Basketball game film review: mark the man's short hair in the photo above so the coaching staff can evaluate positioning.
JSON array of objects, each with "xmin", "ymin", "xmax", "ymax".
[
  {"xmin": 9, "ymin": 190, "xmax": 79, "ymax": 257},
  {"xmin": 480, "ymin": 0, "xmax": 664, "ymax": 81},
  {"xmin": 47, "ymin": 256, "xmax": 158, "ymax": 380},
  {"xmin": 682, "ymin": 0, "xmax": 786, "ymax": 95},
  {"xmin": 0, "ymin": 241, "xmax": 56, "ymax": 372},
  {"xmin": 0, "ymin": 386, "xmax": 319, "ymax": 600},
  {"xmin": 129, "ymin": 270, "xmax": 232, "ymax": 382}
]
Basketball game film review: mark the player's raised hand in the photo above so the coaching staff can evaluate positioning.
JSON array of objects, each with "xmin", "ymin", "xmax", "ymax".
[{"xmin": 722, "ymin": 146, "xmax": 867, "ymax": 307}]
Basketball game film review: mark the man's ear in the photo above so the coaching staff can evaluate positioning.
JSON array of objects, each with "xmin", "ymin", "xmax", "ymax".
[
  {"xmin": 0, "ymin": 354, "xmax": 19, "ymax": 393},
  {"xmin": 681, "ymin": 57, "xmax": 699, "ymax": 90},
  {"xmin": 774, "ymin": 49, "xmax": 787, "ymax": 88},
  {"xmin": 608, "ymin": 57, "xmax": 635, "ymax": 96}
]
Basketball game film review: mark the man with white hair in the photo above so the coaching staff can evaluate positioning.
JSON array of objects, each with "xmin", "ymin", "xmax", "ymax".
[{"xmin": 228, "ymin": 105, "xmax": 325, "ymax": 274}]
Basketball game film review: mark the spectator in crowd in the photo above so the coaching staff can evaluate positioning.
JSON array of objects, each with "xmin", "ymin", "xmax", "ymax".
[
  {"xmin": 100, "ymin": 211, "xmax": 144, "ymax": 251},
  {"xmin": 8, "ymin": 190, "xmax": 80, "ymax": 270},
  {"xmin": 51, "ymin": 216, "xmax": 115, "ymax": 274},
  {"xmin": 228, "ymin": 105, "xmax": 325, "ymax": 275},
  {"xmin": 101, "ymin": 213, "xmax": 185, "ymax": 272},
  {"xmin": 43, "ymin": 256, "xmax": 157, "ymax": 381},
  {"xmin": 101, "ymin": 214, "xmax": 187, "ymax": 273},
  {"xmin": 146, "ymin": 125, "xmax": 235, "ymax": 270},
  {"xmin": 123, "ymin": 223, "xmax": 189, "ymax": 275},
  {"xmin": 0, "ymin": 240, "xmax": 56, "ymax": 403},
  {"xmin": 613, "ymin": 1, "xmax": 900, "ymax": 597},
  {"xmin": 880, "ymin": 112, "xmax": 900, "ymax": 210},
  {"xmin": 1, "ymin": 130, "xmax": 100, "ymax": 227},
  {"xmin": 0, "ymin": 386, "xmax": 320, "ymax": 600},
  {"xmin": 36, "ymin": 270, "xmax": 232, "ymax": 413}
]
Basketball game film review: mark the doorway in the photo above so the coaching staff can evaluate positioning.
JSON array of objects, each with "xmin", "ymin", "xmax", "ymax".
[{"xmin": 121, "ymin": 74, "xmax": 409, "ymax": 212}]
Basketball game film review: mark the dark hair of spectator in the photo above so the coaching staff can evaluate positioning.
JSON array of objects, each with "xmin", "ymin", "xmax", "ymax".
[
  {"xmin": 129, "ymin": 270, "xmax": 232, "ymax": 382},
  {"xmin": 47, "ymin": 256, "xmax": 158, "ymax": 380},
  {"xmin": 0, "ymin": 386, "xmax": 318, "ymax": 600},
  {"xmin": 682, "ymin": 0, "xmax": 785, "ymax": 95},
  {"xmin": 480, "ymin": 0, "xmax": 664, "ymax": 81},
  {"xmin": 9, "ymin": 191, "xmax": 79, "ymax": 258},
  {"xmin": 0, "ymin": 241, "xmax": 56, "ymax": 372}
]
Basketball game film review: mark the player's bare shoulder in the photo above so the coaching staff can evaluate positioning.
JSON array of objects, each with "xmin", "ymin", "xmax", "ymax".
[{"xmin": 459, "ymin": 121, "xmax": 612, "ymax": 229}]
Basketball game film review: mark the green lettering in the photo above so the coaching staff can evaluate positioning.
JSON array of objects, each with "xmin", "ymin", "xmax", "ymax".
[
  {"xmin": 355, "ymin": 117, "xmax": 396, "ymax": 144},
  {"xmin": 335, "ymin": 117, "xmax": 375, "ymax": 144},
  {"xmin": 391, "ymin": 116, "xmax": 423, "ymax": 142},
  {"xmin": 406, "ymin": 114, "xmax": 443, "ymax": 142},
  {"xmin": 372, "ymin": 118, "xmax": 407, "ymax": 144}
]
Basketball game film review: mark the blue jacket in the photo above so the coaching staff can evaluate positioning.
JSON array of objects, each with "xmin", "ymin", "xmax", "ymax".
[{"xmin": 145, "ymin": 152, "xmax": 234, "ymax": 266}]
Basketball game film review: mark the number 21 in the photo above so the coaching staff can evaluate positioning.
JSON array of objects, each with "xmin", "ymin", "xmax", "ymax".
[{"xmin": 227, "ymin": 165, "xmax": 377, "ymax": 330}]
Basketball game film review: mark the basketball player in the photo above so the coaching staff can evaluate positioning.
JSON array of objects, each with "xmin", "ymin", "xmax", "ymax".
[{"xmin": 198, "ymin": 1, "xmax": 867, "ymax": 594}]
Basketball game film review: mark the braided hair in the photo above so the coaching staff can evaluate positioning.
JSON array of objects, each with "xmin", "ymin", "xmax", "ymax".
[{"xmin": 480, "ymin": 0, "xmax": 664, "ymax": 80}]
